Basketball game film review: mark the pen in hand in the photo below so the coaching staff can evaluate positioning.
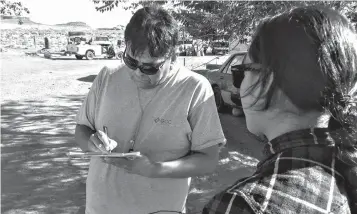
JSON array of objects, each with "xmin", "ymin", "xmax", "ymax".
[{"xmin": 103, "ymin": 126, "xmax": 111, "ymax": 153}]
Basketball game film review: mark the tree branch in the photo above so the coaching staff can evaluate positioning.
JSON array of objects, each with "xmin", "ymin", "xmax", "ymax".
[{"xmin": 95, "ymin": 0, "xmax": 116, "ymax": 12}]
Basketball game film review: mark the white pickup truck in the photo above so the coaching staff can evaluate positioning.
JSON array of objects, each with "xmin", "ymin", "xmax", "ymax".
[{"xmin": 66, "ymin": 33, "xmax": 124, "ymax": 60}]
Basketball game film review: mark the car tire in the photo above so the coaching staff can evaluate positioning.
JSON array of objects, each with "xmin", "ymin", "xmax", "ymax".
[
  {"xmin": 213, "ymin": 86, "xmax": 226, "ymax": 112},
  {"xmin": 44, "ymin": 51, "xmax": 51, "ymax": 59},
  {"xmin": 115, "ymin": 51, "xmax": 123, "ymax": 60},
  {"xmin": 75, "ymin": 55, "xmax": 83, "ymax": 60},
  {"xmin": 85, "ymin": 50, "xmax": 94, "ymax": 60}
]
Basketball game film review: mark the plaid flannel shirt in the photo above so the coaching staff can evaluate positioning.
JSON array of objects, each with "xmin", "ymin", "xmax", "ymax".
[{"xmin": 203, "ymin": 128, "xmax": 357, "ymax": 214}]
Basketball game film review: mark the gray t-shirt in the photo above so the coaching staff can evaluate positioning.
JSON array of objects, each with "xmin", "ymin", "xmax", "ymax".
[{"xmin": 76, "ymin": 64, "xmax": 226, "ymax": 214}]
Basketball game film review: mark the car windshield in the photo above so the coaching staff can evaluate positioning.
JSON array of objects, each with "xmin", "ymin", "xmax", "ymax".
[
  {"xmin": 68, "ymin": 31, "xmax": 86, "ymax": 37},
  {"xmin": 212, "ymin": 41, "xmax": 229, "ymax": 47},
  {"xmin": 95, "ymin": 37, "xmax": 109, "ymax": 41},
  {"xmin": 242, "ymin": 54, "xmax": 252, "ymax": 64},
  {"xmin": 68, "ymin": 36, "xmax": 88, "ymax": 44}
]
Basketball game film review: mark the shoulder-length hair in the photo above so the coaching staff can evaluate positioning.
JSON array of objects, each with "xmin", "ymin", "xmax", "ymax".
[{"xmin": 245, "ymin": 6, "xmax": 357, "ymax": 165}]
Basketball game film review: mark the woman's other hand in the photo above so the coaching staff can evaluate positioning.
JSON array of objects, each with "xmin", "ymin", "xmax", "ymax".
[
  {"xmin": 103, "ymin": 154, "xmax": 160, "ymax": 178},
  {"xmin": 88, "ymin": 131, "xmax": 118, "ymax": 153}
]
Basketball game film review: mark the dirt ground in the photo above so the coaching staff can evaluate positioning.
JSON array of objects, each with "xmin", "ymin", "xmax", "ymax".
[{"xmin": 1, "ymin": 51, "xmax": 264, "ymax": 214}]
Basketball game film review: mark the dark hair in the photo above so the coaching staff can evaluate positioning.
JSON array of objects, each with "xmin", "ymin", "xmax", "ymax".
[
  {"xmin": 124, "ymin": 6, "xmax": 178, "ymax": 59},
  {"xmin": 245, "ymin": 6, "xmax": 357, "ymax": 163}
]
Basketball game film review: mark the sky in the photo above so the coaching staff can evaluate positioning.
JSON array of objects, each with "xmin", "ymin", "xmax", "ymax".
[{"xmin": 12, "ymin": 0, "xmax": 134, "ymax": 28}]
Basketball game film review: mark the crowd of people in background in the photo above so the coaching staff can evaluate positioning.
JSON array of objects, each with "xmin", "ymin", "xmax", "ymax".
[{"xmin": 178, "ymin": 39, "xmax": 208, "ymax": 56}]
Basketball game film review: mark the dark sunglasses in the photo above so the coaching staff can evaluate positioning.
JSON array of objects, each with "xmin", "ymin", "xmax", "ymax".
[
  {"xmin": 231, "ymin": 63, "xmax": 261, "ymax": 88},
  {"xmin": 123, "ymin": 48, "xmax": 166, "ymax": 75}
]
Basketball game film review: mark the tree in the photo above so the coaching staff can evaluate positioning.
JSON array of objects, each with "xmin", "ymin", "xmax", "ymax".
[
  {"xmin": 91, "ymin": 0, "xmax": 357, "ymax": 41},
  {"xmin": 179, "ymin": 1, "xmax": 357, "ymax": 42},
  {"xmin": 0, "ymin": 0, "xmax": 30, "ymax": 25},
  {"xmin": 91, "ymin": 0, "xmax": 227, "ymax": 40},
  {"xmin": 0, "ymin": 0, "xmax": 30, "ymax": 16},
  {"xmin": 338, "ymin": 1, "xmax": 357, "ymax": 29}
]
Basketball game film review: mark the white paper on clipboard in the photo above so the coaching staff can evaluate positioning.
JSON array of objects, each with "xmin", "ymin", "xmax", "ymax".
[{"xmin": 67, "ymin": 151, "xmax": 141, "ymax": 158}]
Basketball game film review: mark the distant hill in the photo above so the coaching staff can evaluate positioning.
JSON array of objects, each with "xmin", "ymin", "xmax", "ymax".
[
  {"xmin": 114, "ymin": 25, "xmax": 125, "ymax": 30},
  {"xmin": 55, "ymin": 22, "xmax": 91, "ymax": 28},
  {"xmin": 0, "ymin": 15, "xmax": 108, "ymax": 30},
  {"xmin": 97, "ymin": 25, "xmax": 125, "ymax": 31},
  {"xmin": 0, "ymin": 15, "xmax": 41, "ymax": 25}
]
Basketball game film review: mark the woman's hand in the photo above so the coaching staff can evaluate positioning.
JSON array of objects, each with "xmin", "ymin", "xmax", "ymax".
[
  {"xmin": 103, "ymin": 154, "xmax": 161, "ymax": 178},
  {"xmin": 87, "ymin": 130, "xmax": 118, "ymax": 153}
]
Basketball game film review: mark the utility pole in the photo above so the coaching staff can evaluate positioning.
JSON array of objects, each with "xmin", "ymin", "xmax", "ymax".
[{"xmin": 34, "ymin": 36, "xmax": 36, "ymax": 51}]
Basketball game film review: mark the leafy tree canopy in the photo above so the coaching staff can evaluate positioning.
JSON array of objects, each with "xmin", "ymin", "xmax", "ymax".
[
  {"xmin": 0, "ymin": 0, "xmax": 30, "ymax": 16},
  {"xmin": 92, "ymin": 1, "xmax": 357, "ymax": 42}
]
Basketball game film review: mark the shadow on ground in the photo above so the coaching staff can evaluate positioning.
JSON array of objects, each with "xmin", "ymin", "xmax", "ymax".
[
  {"xmin": 77, "ymin": 75, "xmax": 97, "ymax": 83},
  {"xmin": 1, "ymin": 95, "xmax": 88, "ymax": 214},
  {"xmin": 1, "ymin": 94, "xmax": 264, "ymax": 214},
  {"xmin": 187, "ymin": 113, "xmax": 264, "ymax": 213},
  {"xmin": 46, "ymin": 56, "xmax": 122, "ymax": 61}
]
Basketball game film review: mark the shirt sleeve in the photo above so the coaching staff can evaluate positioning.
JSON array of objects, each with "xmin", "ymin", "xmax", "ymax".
[
  {"xmin": 75, "ymin": 66, "xmax": 107, "ymax": 130},
  {"xmin": 188, "ymin": 77, "xmax": 226, "ymax": 151}
]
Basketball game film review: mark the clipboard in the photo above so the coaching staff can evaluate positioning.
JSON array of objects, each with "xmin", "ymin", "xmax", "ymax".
[{"xmin": 67, "ymin": 151, "xmax": 141, "ymax": 158}]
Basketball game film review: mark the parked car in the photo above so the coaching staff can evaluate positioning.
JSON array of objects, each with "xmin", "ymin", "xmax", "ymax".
[
  {"xmin": 211, "ymin": 40, "xmax": 229, "ymax": 55},
  {"xmin": 198, "ymin": 51, "xmax": 250, "ymax": 116},
  {"xmin": 66, "ymin": 33, "xmax": 124, "ymax": 60}
]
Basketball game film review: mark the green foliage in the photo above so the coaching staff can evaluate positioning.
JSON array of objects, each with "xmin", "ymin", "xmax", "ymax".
[
  {"xmin": 0, "ymin": 0, "xmax": 30, "ymax": 16},
  {"xmin": 92, "ymin": 0, "xmax": 357, "ymax": 41}
]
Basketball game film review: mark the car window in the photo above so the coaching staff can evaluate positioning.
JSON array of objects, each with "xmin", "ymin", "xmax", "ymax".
[
  {"xmin": 223, "ymin": 54, "xmax": 245, "ymax": 74},
  {"xmin": 212, "ymin": 41, "xmax": 229, "ymax": 47},
  {"xmin": 242, "ymin": 53, "xmax": 252, "ymax": 64},
  {"xmin": 95, "ymin": 37, "xmax": 109, "ymax": 41}
]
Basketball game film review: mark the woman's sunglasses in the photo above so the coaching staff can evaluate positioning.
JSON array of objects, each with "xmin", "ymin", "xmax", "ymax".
[
  {"xmin": 123, "ymin": 48, "xmax": 166, "ymax": 75},
  {"xmin": 231, "ymin": 63, "xmax": 261, "ymax": 88}
]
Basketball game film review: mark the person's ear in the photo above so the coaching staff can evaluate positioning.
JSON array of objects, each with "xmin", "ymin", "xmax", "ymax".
[
  {"xmin": 267, "ymin": 73, "xmax": 301, "ymax": 114},
  {"xmin": 253, "ymin": 71, "xmax": 276, "ymax": 110},
  {"xmin": 259, "ymin": 71, "xmax": 275, "ymax": 98}
]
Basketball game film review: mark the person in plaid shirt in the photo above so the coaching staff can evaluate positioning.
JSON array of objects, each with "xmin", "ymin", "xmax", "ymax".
[{"xmin": 203, "ymin": 6, "xmax": 357, "ymax": 214}]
